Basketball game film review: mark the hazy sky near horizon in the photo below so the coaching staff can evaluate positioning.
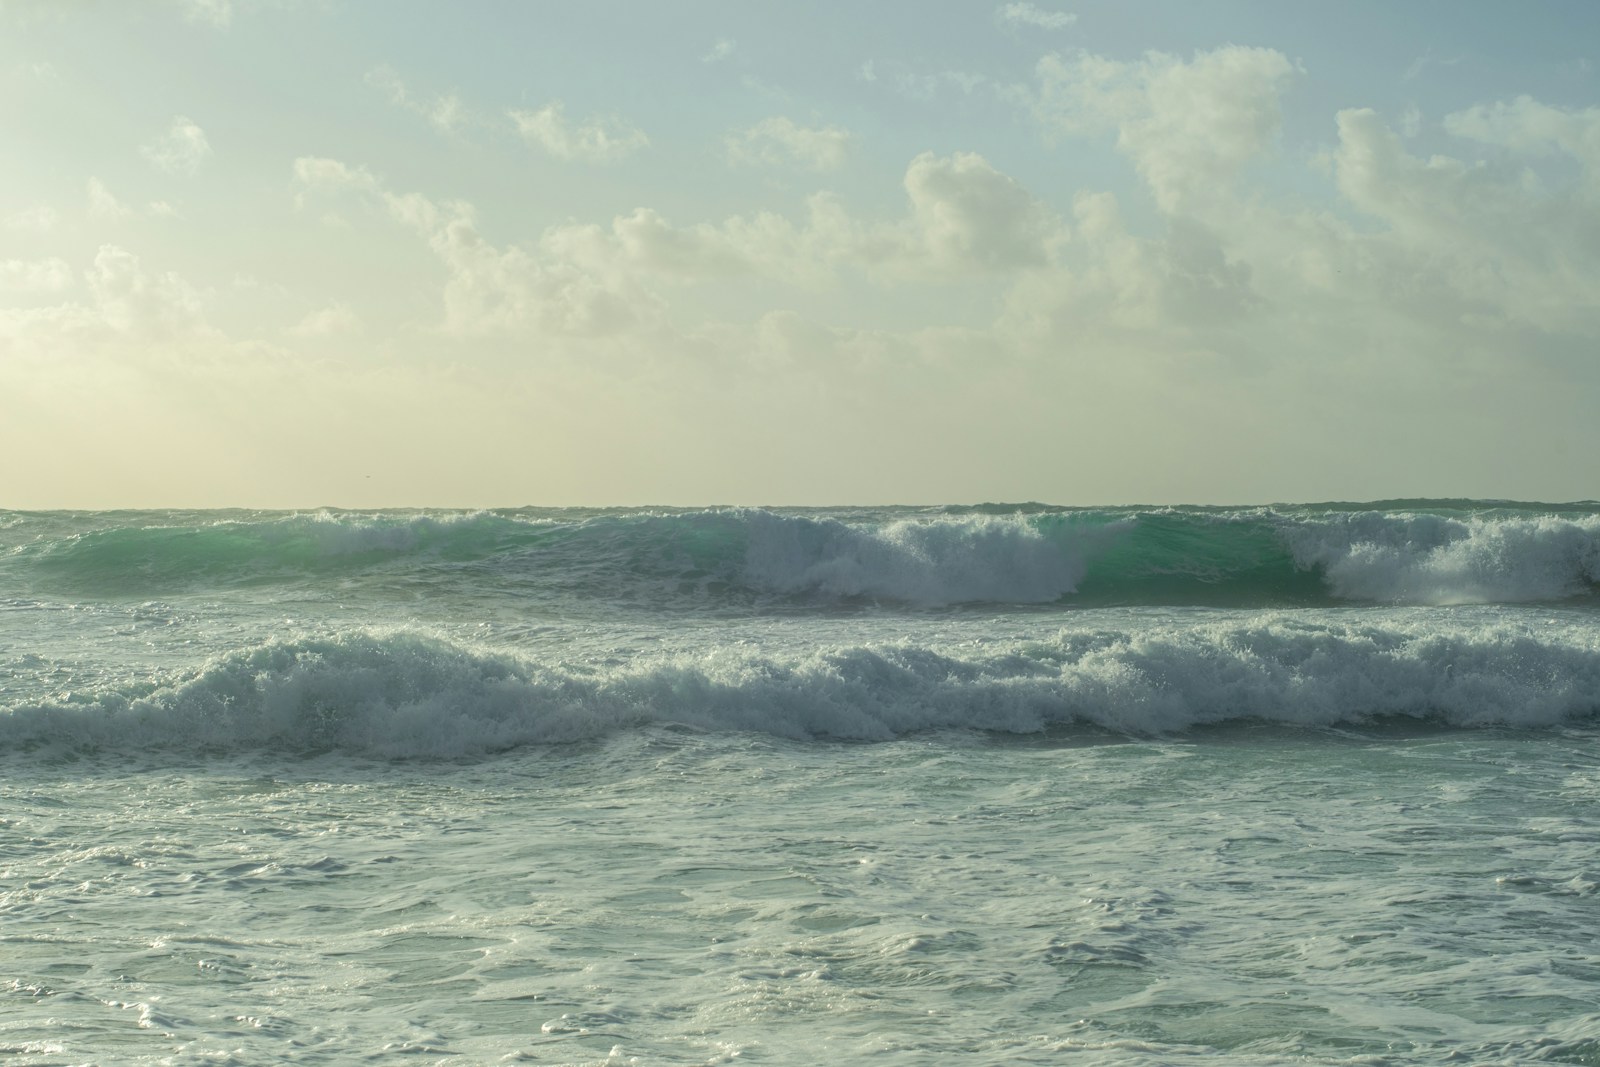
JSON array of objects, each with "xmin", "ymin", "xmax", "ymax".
[{"xmin": 3, "ymin": 0, "xmax": 1598, "ymax": 507}]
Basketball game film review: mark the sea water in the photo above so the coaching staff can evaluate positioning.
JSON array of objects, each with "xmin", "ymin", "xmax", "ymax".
[{"xmin": 2, "ymin": 503, "xmax": 1598, "ymax": 1065}]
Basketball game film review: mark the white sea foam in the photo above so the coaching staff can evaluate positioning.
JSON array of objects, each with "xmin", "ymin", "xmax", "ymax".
[
  {"xmin": 1285, "ymin": 512, "xmax": 1600, "ymax": 604},
  {"xmin": 4, "ymin": 616, "xmax": 1595, "ymax": 757},
  {"xmin": 741, "ymin": 511, "xmax": 1097, "ymax": 604}
]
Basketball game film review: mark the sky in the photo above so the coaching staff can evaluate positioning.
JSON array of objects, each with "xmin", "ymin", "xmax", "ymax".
[{"xmin": 3, "ymin": 0, "xmax": 1599, "ymax": 508}]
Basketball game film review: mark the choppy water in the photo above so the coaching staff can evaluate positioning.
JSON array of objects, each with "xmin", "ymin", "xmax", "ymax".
[{"xmin": 3, "ymin": 503, "xmax": 1599, "ymax": 1064}]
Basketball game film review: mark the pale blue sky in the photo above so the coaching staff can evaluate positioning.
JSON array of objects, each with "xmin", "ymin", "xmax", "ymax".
[{"xmin": 2, "ymin": 1, "xmax": 1597, "ymax": 506}]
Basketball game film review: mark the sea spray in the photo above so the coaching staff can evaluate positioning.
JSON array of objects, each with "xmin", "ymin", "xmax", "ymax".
[{"xmin": 1283, "ymin": 511, "xmax": 1600, "ymax": 604}]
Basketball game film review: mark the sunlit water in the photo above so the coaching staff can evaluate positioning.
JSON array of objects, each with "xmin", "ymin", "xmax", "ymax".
[{"xmin": 3, "ymin": 505, "xmax": 1599, "ymax": 1064}]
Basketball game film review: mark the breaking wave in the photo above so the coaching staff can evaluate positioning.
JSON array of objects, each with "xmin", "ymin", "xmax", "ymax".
[
  {"xmin": 3, "ymin": 618, "xmax": 1596, "ymax": 756},
  {"xmin": 4, "ymin": 502, "xmax": 1598, "ymax": 608}
]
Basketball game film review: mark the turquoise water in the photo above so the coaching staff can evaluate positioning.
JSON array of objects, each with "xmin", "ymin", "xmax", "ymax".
[{"xmin": 3, "ymin": 504, "xmax": 1599, "ymax": 1064}]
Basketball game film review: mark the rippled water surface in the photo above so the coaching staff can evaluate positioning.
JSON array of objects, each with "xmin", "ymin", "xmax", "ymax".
[{"xmin": 6, "ymin": 725, "xmax": 1599, "ymax": 1066}]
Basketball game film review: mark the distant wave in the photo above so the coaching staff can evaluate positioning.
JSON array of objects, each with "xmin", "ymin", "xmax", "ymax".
[
  {"xmin": 3, "ymin": 618, "xmax": 1596, "ymax": 756},
  {"xmin": 8, "ymin": 510, "xmax": 540, "ymax": 590},
  {"xmin": 4, "ymin": 503, "xmax": 1599, "ymax": 608}
]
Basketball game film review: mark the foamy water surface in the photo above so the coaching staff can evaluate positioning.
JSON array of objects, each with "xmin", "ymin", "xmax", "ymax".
[{"xmin": 3, "ymin": 503, "xmax": 1599, "ymax": 1064}]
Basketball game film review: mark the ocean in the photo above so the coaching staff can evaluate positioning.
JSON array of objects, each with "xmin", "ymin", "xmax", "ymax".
[{"xmin": 2, "ymin": 502, "xmax": 1598, "ymax": 1065}]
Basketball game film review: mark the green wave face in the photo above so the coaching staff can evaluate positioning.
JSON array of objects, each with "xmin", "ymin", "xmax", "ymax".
[
  {"xmin": 3, "ymin": 501, "xmax": 1598, "ymax": 609},
  {"xmin": 1053, "ymin": 511, "xmax": 1330, "ymax": 607},
  {"xmin": 9, "ymin": 512, "xmax": 541, "ymax": 593}
]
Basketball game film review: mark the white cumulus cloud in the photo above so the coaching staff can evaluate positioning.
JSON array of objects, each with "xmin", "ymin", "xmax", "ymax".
[
  {"xmin": 84, "ymin": 245, "xmax": 208, "ymax": 337},
  {"xmin": 293, "ymin": 158, "xmax": 649, "ymax": 337},
  {"xmin": 1032, "ymin": 45, "xmax": 1298, "ymax": 214},
  {"xmin": 1330, "ymin": 106, "xmax": 1600, "ymax": 334},
  {"xmin": 1443, "ymin": 95, "xmax": 1600, "ymax": 172},
  {"xmin": 545, "ymin": 151, "xmax": 1062, "ymax": 285},
  {"xmin": 892, "ymin": 151, "xmax": 1061, "ymax": 273}
]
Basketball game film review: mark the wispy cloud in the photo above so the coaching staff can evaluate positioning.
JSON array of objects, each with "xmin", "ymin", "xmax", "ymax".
[
  {"xmin": 0, "ymin": 257, "xmax": 73, "ymax": 293},
  {"xmin": 997, "ymin": 3, "xmax": 1076, "ymax": 30},
  {"xmin": 508, "ymin": 103, "xmax": 648, "ymax": 163},
  {"xmin": 173, "ymin": 0, "xmax": 232, "ymax": 29},
  {"xmin": 289, "ymin": 303, "xmax": 362, "ymax": 338},
  {"xmin": 87, "ymin": 177, "xmax": 132, "ymax": 220},
  {"xmin": 5, "ymin": 205, "xmax": 58, "ymax": 232},
  {"xmin": 11, "ymin": 60, "xmax": 58, "ymax": 81},
  {"xmin": 726, "ymin": 117, "xmax": 853, "ymax": 171},
  {"xmin": 1403, "ymin": 49, "xmax": 1465, "ymax": 82},
  {"xmin": 889, "ymin": 68, "xmax": 990, "ymax": 102},
  {"xmin": 141, "ymin": 116, "xmax": 212, "ymax": 175},
  {"xmin": 701, "ymin": 37, "xmax": 736, "ymax": 63},
  {"xmin": 366, "ymin": 65, "xmax": 466, "ymax": 133}
]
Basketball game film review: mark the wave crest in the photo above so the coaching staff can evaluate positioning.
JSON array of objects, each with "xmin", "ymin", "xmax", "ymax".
[
  {"xmin": 7, "ymin": 504, "xmax": 1600, "ymax": 608},
  {"xmin": 3, "ymin": 620, "xmax": 1595, "ymax": 756},
  {"xmin": 1286, "ymin": 512, "xmax": 1600, "ymax": 605},
  {"xmin": 741, "ymin": 511, "xmax": 1094, "ymax": 604}
]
